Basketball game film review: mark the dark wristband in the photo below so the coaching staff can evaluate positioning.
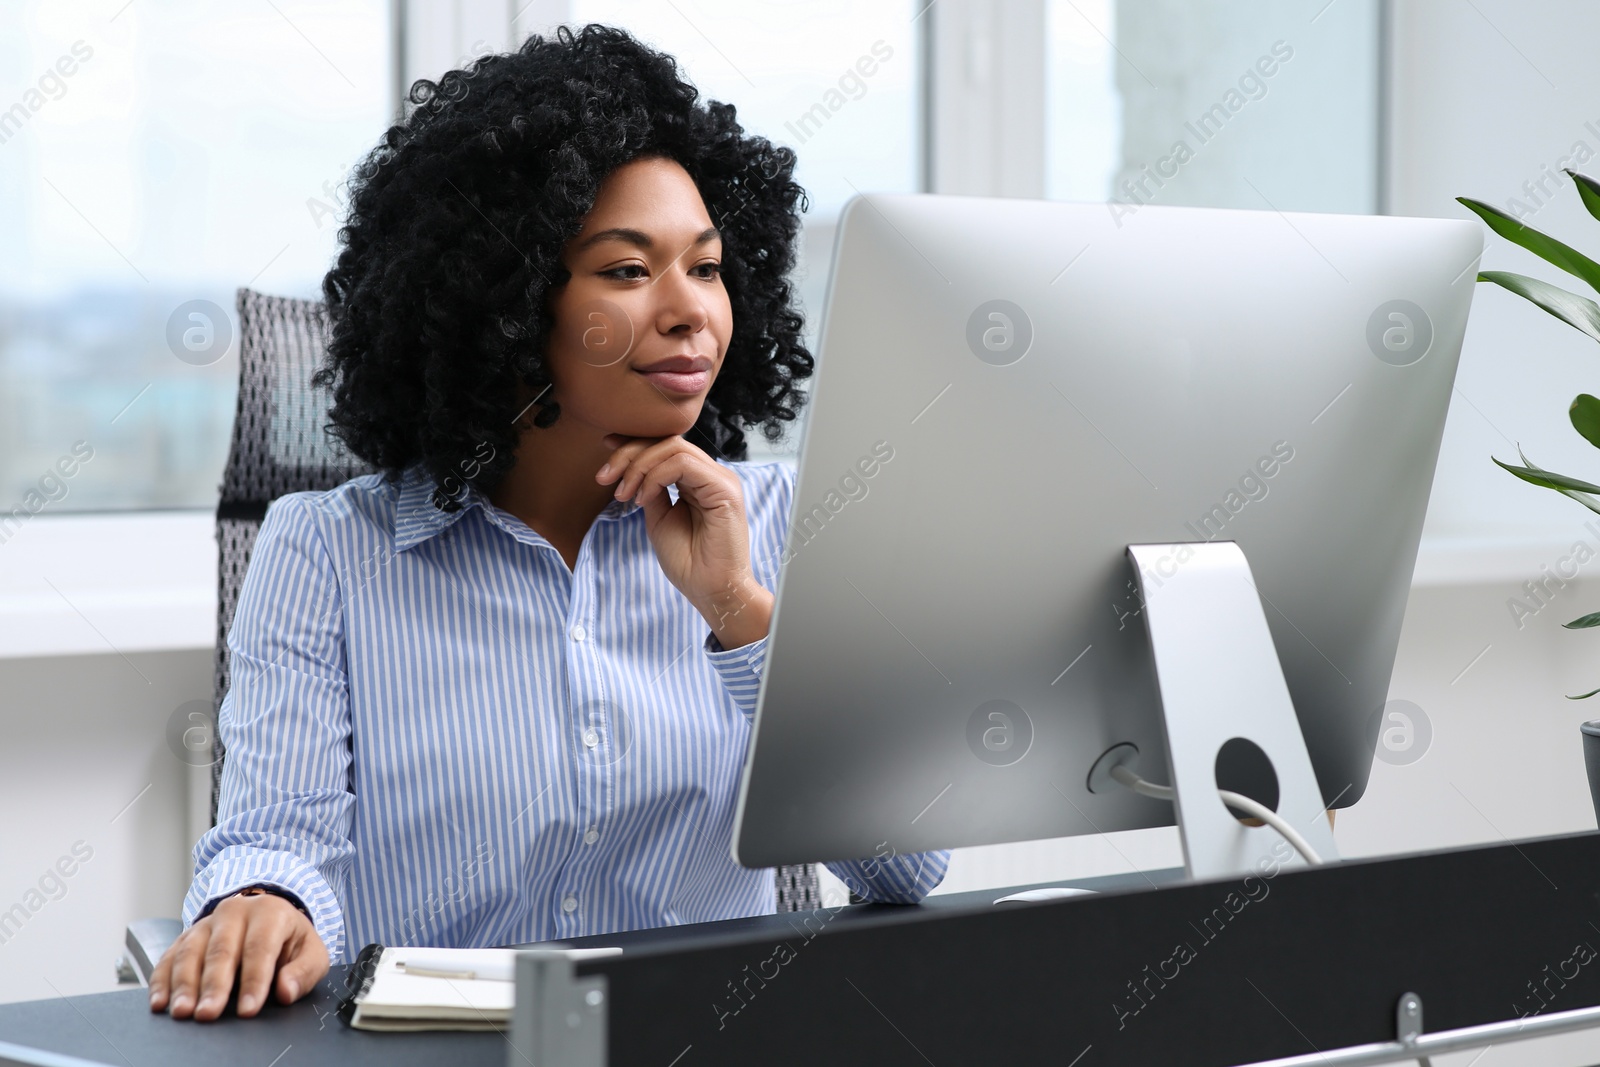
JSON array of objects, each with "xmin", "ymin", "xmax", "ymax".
[{"xmin": 231, "ymin": 883, "xmax": 311, "ymax": 921}]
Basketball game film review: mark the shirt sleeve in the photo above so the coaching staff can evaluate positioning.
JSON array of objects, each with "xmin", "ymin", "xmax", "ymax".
[
  {"xmin": 702, "ymin": 631, "xmax": 768, "ymax": 719},
  {"xmin": 700, "ymin": 460, "xmax": 792, "ymax": 717},
  {"xmin": 181, "ymin": 494, "xmax": 357, "ymax": 963},
  {"xmin": 825, "ymin": 849, "xmax": 952, "ymax": 905}
]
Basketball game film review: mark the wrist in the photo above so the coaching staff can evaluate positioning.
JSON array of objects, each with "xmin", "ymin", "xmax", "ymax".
[
  {"xmin": 698, "ymin": 572, "xmax": 773, "ymax": 651},
  {"xmin": 236, "ymin": 884, "xmax": 311, "ymax": 922}
]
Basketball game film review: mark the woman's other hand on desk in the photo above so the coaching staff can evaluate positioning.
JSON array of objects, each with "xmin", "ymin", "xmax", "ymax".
[{"xmin": 147, "ymin": 891, "xmax": 329, "ymax": 1021}]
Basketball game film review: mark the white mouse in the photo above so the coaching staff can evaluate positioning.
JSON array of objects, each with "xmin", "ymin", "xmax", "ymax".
[{"xmin": 993, "ymin": 887, "xmax": 1098, "ymax": 904}]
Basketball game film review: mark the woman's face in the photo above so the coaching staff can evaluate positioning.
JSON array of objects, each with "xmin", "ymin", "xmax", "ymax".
[{"xmin": 542, "ymin": 155, "xmax": 733, "ymax": 441}]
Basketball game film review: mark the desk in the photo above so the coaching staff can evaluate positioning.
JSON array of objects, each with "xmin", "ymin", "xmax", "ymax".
[
  {"xmin": 9, "ymin": 837, "xmax": 1600, "ymax": 1067},
  {"xmin": 0, "ymin": 871, "xmax": 1172, "ymax": 1067}
]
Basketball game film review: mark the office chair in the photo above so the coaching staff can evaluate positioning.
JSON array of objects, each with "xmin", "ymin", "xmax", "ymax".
[{"xmin": 122, "ymin": 287, "xmax": 820, "ymax": 983}]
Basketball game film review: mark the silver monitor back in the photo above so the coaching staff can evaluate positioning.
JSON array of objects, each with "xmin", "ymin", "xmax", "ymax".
[{"xmin": 732, "ymin": 193, "xmax": 1481, "ymax": 869}]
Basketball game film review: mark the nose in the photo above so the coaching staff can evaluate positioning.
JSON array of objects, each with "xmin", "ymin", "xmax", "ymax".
[{"xmin": 651, "ymin": 260, "xmax": 710, "ymax": 338}]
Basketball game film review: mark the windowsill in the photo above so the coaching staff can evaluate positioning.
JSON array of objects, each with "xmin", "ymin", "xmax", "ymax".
[
  {"xmin": 1407, "ymin": 533, "xmax": 1591, "ymax": 589},
  {"xmin": 0, "ymin": 510, "xmax": 215, "ymax": 660},
  {"xmin": 0, "ymin": 515, "xmax": 1578, "ymax": 661}
]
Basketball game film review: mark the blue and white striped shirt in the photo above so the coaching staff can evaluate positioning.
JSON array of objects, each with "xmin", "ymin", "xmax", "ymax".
[{"xmin": 182, "ymin": 457, "xmax": 948, "ymax": 963}]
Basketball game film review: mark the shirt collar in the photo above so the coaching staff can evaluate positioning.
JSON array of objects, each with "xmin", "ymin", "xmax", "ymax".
[{"xmin": 392, "ymin": 462, "xmax": 644, "ymax": 553}]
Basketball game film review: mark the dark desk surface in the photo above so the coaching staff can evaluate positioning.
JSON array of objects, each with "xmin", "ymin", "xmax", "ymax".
[{"xmin": 0, "ymin": 870, "xmax": 1179, "ymax": 1066}]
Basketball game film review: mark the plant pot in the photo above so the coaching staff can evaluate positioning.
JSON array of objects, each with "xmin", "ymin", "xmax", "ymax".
[{"xmin": 1582, "ymin": 721, "xmax": 1600, "ymax": 828}]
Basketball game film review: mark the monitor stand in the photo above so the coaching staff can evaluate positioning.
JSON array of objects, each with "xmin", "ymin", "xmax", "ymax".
[{"xmin": 1091, "ymin": 541, "xmax": 1340, "ymax": 882}]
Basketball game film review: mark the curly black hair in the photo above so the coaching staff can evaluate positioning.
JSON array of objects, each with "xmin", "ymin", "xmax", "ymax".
[{"xmin": 313, "ymin": 23, "xmax": 813, "ymax": 511}]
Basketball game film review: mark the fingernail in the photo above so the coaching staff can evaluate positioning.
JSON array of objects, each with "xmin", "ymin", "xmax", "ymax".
[
  {"xmin": 285, "ymin": 978, "xmax": 299, "ymax": 999},
  {"xmin": 597, "ymin": 463, "xmax": 610, "ymax": 479},
  {"xmin": 172, "ymin": 995, "xmax": 191, "ymax": 1012},
  {"xmin": 239, "ymin": 993, "xmax": 258, "ymax": 1013}
]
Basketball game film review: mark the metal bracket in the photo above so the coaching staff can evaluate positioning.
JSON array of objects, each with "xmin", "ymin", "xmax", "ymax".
[
  {"xmin": 1125, "ymin": 541, "xmax": 1340, "ymax": 881},
  {"xmin": 1396, "ymin": 991, "xmax": 1431, "ymax": 1067},
  {"xmin": 508, "ymin": 950, "xmax": 607, "ymax": 1067}
]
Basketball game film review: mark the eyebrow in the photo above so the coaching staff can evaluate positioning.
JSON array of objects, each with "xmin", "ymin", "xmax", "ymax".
[{"xmin": 576, "ymin": 226, "xmax": 720, "ymax": 252}]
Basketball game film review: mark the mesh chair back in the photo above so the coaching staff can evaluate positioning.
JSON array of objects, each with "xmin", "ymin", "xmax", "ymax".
[
  {"xmin": 210, "ymin": 288, "xmax": 376, "ymax": 821},
  {"xmin": 209, "ymin": 287, "xmax": 820, "ymax": 915}
]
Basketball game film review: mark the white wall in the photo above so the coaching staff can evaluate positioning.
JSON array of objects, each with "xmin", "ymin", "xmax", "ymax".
[{"xmin": 0, "ymin": 647, "xmax": 208, "ymax": 1003}]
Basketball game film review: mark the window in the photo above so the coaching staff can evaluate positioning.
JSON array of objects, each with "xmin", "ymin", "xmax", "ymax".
[
  {"xmin": 2, "ymin": 2, "xmax": 925, "ymax": 510},
  {"xmin": 1046, "ymin": 0, "xmax": 1379, "ymax": 213},
  {"xmin": 0, "ymin": 0, "xmax": 394, "ymax": 512}
]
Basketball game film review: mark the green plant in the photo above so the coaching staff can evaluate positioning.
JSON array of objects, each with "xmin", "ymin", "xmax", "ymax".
[{"xmin": 1459, "ymin": 172, "xmax": 1600, "ymax": 698}]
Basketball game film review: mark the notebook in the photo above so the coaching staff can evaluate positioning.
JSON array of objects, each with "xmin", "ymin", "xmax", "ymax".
[{"xmin": 336, "ymin": 942, "xmax": 621, "ymax": 1032}]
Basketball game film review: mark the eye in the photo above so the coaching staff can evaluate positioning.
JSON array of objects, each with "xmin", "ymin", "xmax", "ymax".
[
  {"xmin": 600, "ymin": 264, "xmax": 647, "ymax": 280},
  {"xmin": 691, "ymin": 262, "xmax": 723, "ymax": 280}
]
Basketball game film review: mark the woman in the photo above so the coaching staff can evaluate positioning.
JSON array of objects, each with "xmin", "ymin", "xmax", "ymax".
[{"xmin": 149, "ymin": 23, "xmax": 949, "ymax": 1022}]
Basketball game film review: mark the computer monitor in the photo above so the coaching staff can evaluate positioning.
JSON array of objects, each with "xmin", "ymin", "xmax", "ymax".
[{"xmin": 732, "ymin": 193, "xmax": 1480, "ymax": 872}]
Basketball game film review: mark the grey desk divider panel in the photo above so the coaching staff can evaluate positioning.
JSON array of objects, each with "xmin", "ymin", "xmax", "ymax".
[{"xmin": 555, "ymin": 833, "xmax": 1600, "ymax": 1065}]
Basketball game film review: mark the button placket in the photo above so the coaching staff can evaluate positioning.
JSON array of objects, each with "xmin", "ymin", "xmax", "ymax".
[{"xmin": 562, "ymin": 533, "xmax": 611, "ymax": 936}]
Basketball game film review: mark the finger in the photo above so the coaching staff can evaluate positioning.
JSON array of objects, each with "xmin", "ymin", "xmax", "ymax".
[
  {"xmin": 165, "ymin": 922, "xmax": 213, "ymax": 1019},
  {"xmin": 234, "ymin": 906, "xmax": 296, "ymax": 1017},
  {"xmin": 631, "ymin": 453, "xmax": 693, "ymax": 506},
  {"xmin": 595, "ymin": 436, "xmax": 660, "ymax": 485},
  {"xmin": 192, "ymin": 911, "xmax": 247, "ymax": 1021},
  {"xmin": 147, "ymin": 931, "xmax": 180, "ymax": 1011},
  {"xmin": 275, "ymin": 921, "xmax": 331, "ymax": 1005},
  {"xmin": 638, "ymin": 484, "xmax": 674, "ymax": 527},
  {"xmin": 638, "ymin": 450, "xmax": 739, "ymax": 510},
  {"xmin": 613, "ymin": 438, "xmax": 697, "ymax": 500}
]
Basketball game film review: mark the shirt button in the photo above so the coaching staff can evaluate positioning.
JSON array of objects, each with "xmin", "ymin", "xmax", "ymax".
[
  {"xmin": 561, "ymin": 895, "xmax": 578, "ymax": 913},
  {"xmin": 583, "ymin": 827, "xmax": 599, "ymax": 845},
  {"xmin": 582, "ymin": 729, "xmax": 599, "ymax": 748},
  {"xmin": 570, "ymin": 624, "xmax": 587, "ymax": 642}
]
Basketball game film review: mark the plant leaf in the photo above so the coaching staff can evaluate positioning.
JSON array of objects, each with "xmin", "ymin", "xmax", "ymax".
[
  {"xmin": 1565, "ymin": 611, "xmax": 1600, "ymax": 629},
  {"xmin": 1477, "ymin": 270, "xmax": 1600, "ymax": 343},
  {"xmin": 1573, "ymin": 394, "xmax": 1600, "ymax": 450},
  {"xmin": 1568, "ymin": 169, "xmax": 1600, "ymax": 224},
  {"xmin": 1492, "ymin": 456, "xmax": 1600, "ymax": 494},
  {"xmin": 1458, "ymin": 196, "xmax": 1600, "ymax": 295},
  {"xmin": 1570, "ymin": 687, "xmax": 1600, "ymax": 699},
  {"xmin": 1501, "ymin": 447, "xmax": 1600, "ymax": 518}
]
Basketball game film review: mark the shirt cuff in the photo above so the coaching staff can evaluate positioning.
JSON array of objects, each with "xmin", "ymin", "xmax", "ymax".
[
  {"xmin": 183, "ymin": 850, "xmax": 347, "ymax": 963},
  {"xmin": 826, "ymin": 848, "xmax": 952, "ymax": 904},
  {"xmin": 194, "ymin": 883, "xmax": 311, "ymax": 922},
  {"xmin": 703, "ymin": 631, "xmax": 769, "ymax": 719}
]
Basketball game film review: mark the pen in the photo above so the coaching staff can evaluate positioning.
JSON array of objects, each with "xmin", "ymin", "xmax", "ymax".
[{"xmin": 398, "ymin": 946, "xmax": 622, "ymax": 982}]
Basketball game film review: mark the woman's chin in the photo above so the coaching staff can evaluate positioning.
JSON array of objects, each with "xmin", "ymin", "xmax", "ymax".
[{"xmin": 608, "ymin": 410, "xmax": 702, "ymax": 441}]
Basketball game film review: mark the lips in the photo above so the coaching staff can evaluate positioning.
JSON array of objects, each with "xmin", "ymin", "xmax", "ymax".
[
  {"xmin": 634, "ymin": 355, "xmax": 712, "ymax": 395},
  {"xmin": 637, "ymin": 368, "xmax": 710, "ymax": 394}
]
